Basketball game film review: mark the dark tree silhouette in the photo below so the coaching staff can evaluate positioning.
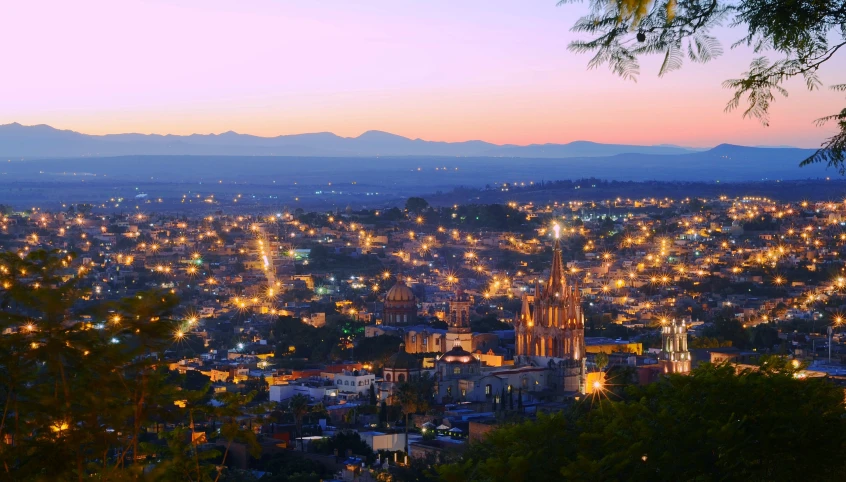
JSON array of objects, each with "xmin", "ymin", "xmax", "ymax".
[{"xmin": 557, "ymin": 0, "xmax": 846, "ymax": 172}]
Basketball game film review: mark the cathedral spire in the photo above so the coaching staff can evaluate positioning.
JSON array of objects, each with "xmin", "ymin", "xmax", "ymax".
[{"xmin": 545, "ymin": 223, "xmax": 566, "ymax": 294}]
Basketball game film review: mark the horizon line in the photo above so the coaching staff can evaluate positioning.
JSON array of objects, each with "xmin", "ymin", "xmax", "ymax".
[{"xmin": 0, "ymin": 122, "xmax": 751, "ymax": 151}]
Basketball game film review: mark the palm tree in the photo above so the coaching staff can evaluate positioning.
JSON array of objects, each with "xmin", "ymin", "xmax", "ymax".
[
  {"xmin": 394, "ymin": 376, "xmax": 431, "ymax": 457},
  {"xmin": 395, "ymin": 383, "xmax": 417, "ymax": 456},
  {"xmin": 289, "ymin": 394, "xmax": 310, "ymax": 451}
]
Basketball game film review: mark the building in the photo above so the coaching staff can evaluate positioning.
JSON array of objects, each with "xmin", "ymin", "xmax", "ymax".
[
  {"xmin": 333, "ymin": 369, "xmax": 376, "ymax": 397},
  {"xmin": 381, "ymin": 344, "xmax": 423, "ymax": 403},
  {"xmin": 383, "ymin": 279, "xmax": 417, "ymax": 325},
  {"xmin": 660, "ymin": 319, "xmax": 691, "ymax": 374},
  {"xmin": 403, "ymin": 326, "xmax": 447, "ymax": 354},
  {"xmin": 585, "ymin": 337, "xmax": 643, "ymax": 355},
  {"xmin": 445, "ymin": 289, "xmax": 473, "ymax": 352},
  {"xmin": 400, "ymin": 325, "xmax": 506, "ymax": 356},
  {"xmin": 382, "ymin": 344, "xmax": 422, "ymax": 384},
  {"xmin": 514, "ymin": 226, "xmax": 585, "ymax": 360},
  {"xmin": 359, "ymin": 431, "xmax": 406, "ymax": 452},
  {"xmin": 269, "ymin": 383, "xmax": 338, "ymax": 403},
  {"xmin": 435, "ymin": 340, "xmax": 482, "ymax": 403}
]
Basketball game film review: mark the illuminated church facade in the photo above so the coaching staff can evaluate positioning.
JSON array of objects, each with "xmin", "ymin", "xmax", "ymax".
[
  {"xmin": 514, "ymin": 225, "xmax": 585, "ymax": 361},
  {"xmin": 660, "ymin": 319, "xmax": 691, "ymax": 374}
]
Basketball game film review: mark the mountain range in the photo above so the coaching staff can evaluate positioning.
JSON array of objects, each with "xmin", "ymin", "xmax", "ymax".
[
  {"xmin": 0, "ymin": 123, "xmax": 830, "ymax": 184},
  {"xmin": 0, "ymin": 123, "xmax": 704, "ymax": 158}
]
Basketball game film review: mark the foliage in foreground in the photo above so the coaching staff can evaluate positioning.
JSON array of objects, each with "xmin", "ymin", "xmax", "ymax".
[
  {"xmin": 0, "ymin": 250, "xmax": 260, "ymax": 481},
  {"xmin": 557, "ymin": 0, "xmax": 846, "ymax": 172},
  {"xmin": 438, "ymin": 359, "xmax": 846, "ymax": 481}
]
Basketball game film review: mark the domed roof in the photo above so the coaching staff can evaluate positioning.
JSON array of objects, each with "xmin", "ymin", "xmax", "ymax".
[
  {"xmin": 385, "ymin": 279, "xmax": 415, "ymax": 303},
  {"xmin": 439, "ymin": 341, "xmax": 477, "ymax": 364},
  {"xmin": 385, "ymin": 344, "xmax": 418, "ymax": 370}
]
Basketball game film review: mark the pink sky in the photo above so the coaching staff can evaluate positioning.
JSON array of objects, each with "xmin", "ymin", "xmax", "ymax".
[{"xmin": 1, "ymin": 0, "xmax": 843, "ymax": 148}]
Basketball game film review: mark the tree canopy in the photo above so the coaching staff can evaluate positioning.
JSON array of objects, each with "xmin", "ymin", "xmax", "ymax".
[
  {"xmin": 558, "ymin": 0, "xmax": 846, "ymax": 171},
  {"xmin": 0, "ymin": 250, "xmax": 262, "ymax": 481},
  {"xmin": 405, "ymin": 197, "xmax": 430, "ymax": 214},
  {"xmin": 438, "ymin": 359, "xmax": 846, "ymax": 481}
]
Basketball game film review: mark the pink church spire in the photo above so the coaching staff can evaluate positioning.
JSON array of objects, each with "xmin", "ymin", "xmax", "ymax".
[{"xmin": 544, "ymin": 223, "xmax": 567, "ymax": 295}]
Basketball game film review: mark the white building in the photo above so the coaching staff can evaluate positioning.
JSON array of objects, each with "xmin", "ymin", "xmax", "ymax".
[
  {"xmin": 333, "ymin": 369, "xmax": 375, "ymax": 397},
  {"xmin": 269, "ymin": 383, "xmax": 339, "ymax": 403},
  {"xmin": 359, "ymin": 431, "xmax": 406, "ymax": 452}
]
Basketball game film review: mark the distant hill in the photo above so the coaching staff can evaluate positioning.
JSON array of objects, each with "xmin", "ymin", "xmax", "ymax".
[
  {"xmin": 0, "ymin": 123, "xmax": 828, "ymax": 184},
  {"xmin": 0, "ymin": 143, "xmax": 825, "ymax": 187},
  {"xmin": 481, "ymin": 140, "xmax": 694, "ymax": 158},
  {"xmin": 0, "ymin": 123, "xmax": 700, "ymax": 159}
]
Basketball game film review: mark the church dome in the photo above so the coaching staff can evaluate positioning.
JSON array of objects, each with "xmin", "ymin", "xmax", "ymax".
[
  {"xmin": 385, "ymin": 280, "xmax": 415, "ymax": 302},
  {"xmin": 383, "ymin": 279, "xmax": 417, "ymax": 325},
  {"xmin": 385, "ymin": 344, "xmax": 418, "ymax": 370},
  {"xmin": 440, "ymin": 344, "xmax": 476, "ymax": 364}
]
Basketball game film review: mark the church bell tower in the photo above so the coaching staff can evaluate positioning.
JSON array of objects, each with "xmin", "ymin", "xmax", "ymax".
[
  {"xmin": 660, "ymin": 319, "xmax": 691, "ymax": 374},
  {"xmin": 445, "ymin": 288, "xmax": 473, "ymax": 353}
]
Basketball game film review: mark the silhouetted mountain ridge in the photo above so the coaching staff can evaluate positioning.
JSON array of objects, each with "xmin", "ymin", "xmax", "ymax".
[{"xmin": 0, "ymin": 123, "xmax": 708, "ymax": 158}]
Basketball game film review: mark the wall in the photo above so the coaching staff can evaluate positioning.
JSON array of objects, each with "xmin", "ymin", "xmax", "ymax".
[{"xmin": 360, "ymin": 432, "xmax": 405, "ymax": 452}]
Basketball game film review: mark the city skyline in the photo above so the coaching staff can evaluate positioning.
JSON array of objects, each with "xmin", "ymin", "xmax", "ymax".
[{"xmin": 3, "ymin": 0, "xmax": 845, "ymax": 148}]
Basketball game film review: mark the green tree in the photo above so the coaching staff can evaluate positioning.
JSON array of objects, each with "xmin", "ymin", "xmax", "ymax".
[
  {"xmin": 702, "ymin": 309, "xmax": 750, "ymax": 348},
  {"xmin": 354, "ymin": 334, "xmax": 402, "ymax": 365},
  {"xmin": 310, "ymin": 401, "xmax": 329, "ymax": 428},
  {"xmin": 147, "ymin": 380, "xmax": 262, "ymax": 481},
  {"xmin": 557, "ymin": 0, "xmax": 846, "ymax": 171},
  {"xmin": 405, "ymin": 197, "xmax": 429, "ymax": 214},
  {"xmin": 369, "ymin": 382, "xmax": 378, "ymax": 405},
  {"xmin": 211, "ymin": 391, "xmax": 262, "ymax": 482},
  {"xmin": 311, "ymin": 431, "xmax": 375, "ymax": 463},
  {"xmin": 0, "ymin": 249, "xmax": 180, "ymax": 480},
  {"xmin": 379, "ymin": 401, "xmax": 388, "ymax": 428},
  {"xmin": 76, "ymin": 203, "xmax": 94, "ymax": 215},
  {"xmin": 439, "ymin": 360, "xmax": 846, "ymax": 481},
  {"xmin": 394, "ymin": 374, "xmax": 433, "ymax": 454},
  {"xmin": 254, "ymin": 451, "xmax": 333, "ymax": 482},
  {"xmin": 470, "ymin": 315, "xmax": 511, "ymax": 333},
  {"xmin": 690, "ymin": 335, "xmax": 733, "ymax": 349},
  {"xmin": 594, "ymin": 351, "xmax": 609, "ymax": 372},
  {"xmin": 289, "ymin": 394, "xmax": 310, "ymax": 451},
  {"xmin": 150, "ymin": 425, "xmax": 221, "ymax": 482},
  {"xmin": 750, "ymin": 323, "xmax": 780, "ymax": 350}
]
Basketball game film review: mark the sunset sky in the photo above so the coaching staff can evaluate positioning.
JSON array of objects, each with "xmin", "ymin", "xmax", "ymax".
[{"xmin": 2, "ymin": 0, "xmax": 844, "ymax": 148}]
